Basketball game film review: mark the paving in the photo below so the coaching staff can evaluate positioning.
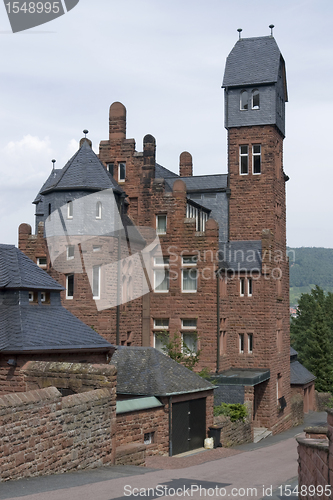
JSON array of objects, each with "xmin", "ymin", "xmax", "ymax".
[{"xmin": 0, "ymin": 411, "xmax": 327, "ymax": 500}]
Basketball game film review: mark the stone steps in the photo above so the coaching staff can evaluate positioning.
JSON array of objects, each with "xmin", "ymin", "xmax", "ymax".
[{"xmin": 253, "ymin": 427, "xmax": 272, "ymax": 443}]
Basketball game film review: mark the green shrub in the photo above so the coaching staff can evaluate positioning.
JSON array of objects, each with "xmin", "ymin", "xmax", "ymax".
[{"xmin": 213, "ymin": 403, "xmax": 248, "ymax": 422}]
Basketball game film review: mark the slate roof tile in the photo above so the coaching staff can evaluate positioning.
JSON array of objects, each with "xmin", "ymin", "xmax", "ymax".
[
  {"xmin": 112, "ymin": 346, "xmax": 214, "ymax": 396},
  {"xmin": 218, "ymin": 240, "xmax": 262, "ymax": 271}
]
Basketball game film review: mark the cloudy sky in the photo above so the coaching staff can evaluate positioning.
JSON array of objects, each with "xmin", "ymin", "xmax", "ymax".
[{"xmin": 1, "ymin": 0, "xmax": 332, "ymax": 248}]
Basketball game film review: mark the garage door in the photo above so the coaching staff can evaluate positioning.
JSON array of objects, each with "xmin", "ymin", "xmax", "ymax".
[{"xmin": 171, "ymin": 398, "xmax": 206, "ymax": 455}]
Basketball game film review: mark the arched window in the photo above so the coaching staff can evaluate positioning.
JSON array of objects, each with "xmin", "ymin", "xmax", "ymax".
[
  {"xmin": 252, "ymin": 90, "xmax": 260, "ymax": 109},
  {"xmin": 240, "ymin": 90, "xmax": 248, "ymax": 110},
  {"xmin": 96, "ymin": 201, "xmax": 102, "ymax": 219}
]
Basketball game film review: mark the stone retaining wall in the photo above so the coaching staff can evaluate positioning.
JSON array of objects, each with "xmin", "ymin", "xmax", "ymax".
[{"xmin": 213, "ymin": 414, "xmax": 252, "ymax": 447}]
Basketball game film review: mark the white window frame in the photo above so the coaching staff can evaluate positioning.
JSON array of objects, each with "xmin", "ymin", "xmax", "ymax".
[
  {"xmin": 247, "ymin": 278, "xmax": 253, "ymax": 297},
  {"xmin": 240, "ymin": 90, "xmax": 248, "ymax": 110},
  {"xmin": 67, "ymin": 245, "xmax": 75, "ymax": 260},
  {"xmin": 181, "ymin": 256, "xmax": 197, "ymax": 293},
  {"xmin": 240, "ymin": 278, "xmax": 245, "ymax": 297},
  {"xmin": 181, "ymin": 319, "xmax": 198, "ymax": 354},
  {"xmin": 36, "ymin": 257, "xmax": 47, "ymax": 269},
  {"xmin": 239, "ymin": 145, "xmax": 249, "ymax": 175},
  {"xmin": 66, "ymin": 274, "xmax": 74, "ymax": 299},
  {"xmin": 107, "ymin": 162, "xmax": 114, "ymax": 175},
  {"xmin": 92, "ymin": 265, "xmax": 101, "ymax": 300},
  {"xmin": 67, "ymin": 201, "xmax": 73, "ymax": 219},
  {"xmin": 118, "ymin": 162, "xmax": 126, "ymax": 182},
  {"xmin": 153, "ymin": 257, "xmax": 169, "ymax": 293},
  {"xmin": 144, "ymin": 432, "xmax": 154, "ymax": 445},
  {"xmin": 239, "ymin": 333, "xmax": 244, "ymax": 354},
  {"xmin": 28, "ymin": 291, "xmax": 34, "ymax": 302},
  {"xmin": 96, "ymin": 201, "xmax": 102, "ymax": 219},
  {"xmin": 252, "ymin": 89, "xmax": 260, "ymax": 110},
  {"xmin": 153, "ymin": 319, "xmax": 169, "ymax": 352},
  {"xmin": 248, "ymin": 333, "xmax": 253, "ymax": 354},
  {"xmin": 93, "ymin": 246, "xmax": 101, "ymax": 252},
  {"xmin": 252, "ymin": 145, "xmax": 261, "ymax": 175},
  {"xmin": 156, "ymin": 214, "xmax": 167, "ymax": 235}
]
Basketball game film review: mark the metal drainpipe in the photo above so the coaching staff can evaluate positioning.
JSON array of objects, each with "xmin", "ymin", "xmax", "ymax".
[
  {"xmin": 216, "ymin": 268, "xmax": 220, "ymax": 374},
  {"xmin": 116, "ymin": 193, "xmax": 126, "ymax": 345},
  {"xmin": 169, "ymin": 396, "xmax": 172, "ymax": 456}
]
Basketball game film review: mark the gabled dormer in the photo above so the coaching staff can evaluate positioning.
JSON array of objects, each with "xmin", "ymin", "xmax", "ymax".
[{"xmin": 222, "ymin": 35, "xmax": 288, "ymax": 137}]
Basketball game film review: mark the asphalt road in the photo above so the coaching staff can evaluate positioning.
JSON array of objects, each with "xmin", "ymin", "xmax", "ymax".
[{"xmin": 0, "ymin": 412, "xmax": 327, "ymax": 500}]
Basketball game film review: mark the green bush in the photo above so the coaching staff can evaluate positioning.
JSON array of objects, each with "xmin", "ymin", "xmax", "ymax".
[{"xmin": 213, "ymin": 403, "xmax": 248, "ymax": 422}]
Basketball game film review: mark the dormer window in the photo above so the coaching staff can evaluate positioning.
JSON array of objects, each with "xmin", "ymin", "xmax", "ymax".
[
  {"xmin": 41, "ymin": 291, "xmax": 50, "ymax": 304},
  {"xmin": 67, "ymin": 201, "xmax": 73, "ymax": 219},
  {"xmin": 252, "ymin": 90, "xmax": 260, "ymax": 109},
  {"xmin": 240, "ymin": 90, "xmax": 248, "ymax": 110},
  {"xmin": 96, "ymin": 201, "xmax": 102, "ymax": 219}
]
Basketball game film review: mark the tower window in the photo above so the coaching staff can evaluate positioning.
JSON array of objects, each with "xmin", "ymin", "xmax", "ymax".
[
  {"xmin": 92, "ymin": 265, "xmax": 101, "ymax": 299},
  {"xmin": 96, "ymin": 201, "xmax": 102, "ymax": 219},
  {"xmin": 240, "ymin": 90, "xmax": 248, "ymax": 110},
  {"xmin": 248, "ymin": 278, "xmax": 253, "ymax": 296},
  {"xmin": 67, "ymin": 245, "xmax": 75, "ymax": 260},
  {"xmin": 252, "ymin": 145, "xmax": 261, "ymax": 174},
  {"xmin": 48, "ymin": 203, "xmax": 52, "ymax": 220},
  {"xmin": 66, "ymin": 274, "xmax": 74, "ymax": 299},
  {"xmin": 118, "ymin": 162, "xmax": 126, "ymax": 182},
  {"xmin": 248, "ymin": 333, "xmax": 253, "ymax": 353},
  {"xmin": 252, "ymin": 90, "xmax": 260, "ymax": 109},
  {"xmin": 240, "ymin": 277, "xmax": 245, "ymax": 296},
  {"xmin": 67, "ymin": 201, "xmax": 73, "ymax": 219},
  {"xmin": 239, "ymin": 146, "xmax": 249, "ymax": 175},
  {"xmin": 107, "ymin": 163, "xmax": 114, "ymax": 175},
  {"xmin": 156, "ymin": 214, "xmax": 167, "ymax": 235},
  {"xmin": 239, "ymin": 334, "xmax": 244, "ymax": 354}
]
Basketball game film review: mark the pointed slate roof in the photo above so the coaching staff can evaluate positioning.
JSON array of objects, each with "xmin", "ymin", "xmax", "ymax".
[
  {"xmin": 223, "ymin": 36, "xmax": 287, "ymax": 96},
  {"xmin": 0, "ymin": 245, "xmax": 63, "ymax": 291},
  {"xmin": 39, "ymin": 140, "xmax": 123, "ymax": 195},
  {"xmin": 112, "ymin": 346, "xmax": 214, "ymax": 396}
]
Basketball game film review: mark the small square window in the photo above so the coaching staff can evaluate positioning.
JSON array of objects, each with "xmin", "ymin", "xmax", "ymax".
[
  {"xmin": 37, "ymin": 257, "xmax": 47, "ymax": 269},
  {"xmin": 181, "ymin": 319, "xmax": 197, "ymax": 329},
  {"xmin": 118, "ymin": 162, "xmax": 126, "ymax": 182},
  {"xmin": 144, "ymin": 432, "xmax": 154, "ymax": 445},
  {"xmin": 93, "ymin": 246, "xmax": 101, "ymax": 252},
  {"xmin": 156, "ymin": 214, "xmax": 167, "ymax": 235}
]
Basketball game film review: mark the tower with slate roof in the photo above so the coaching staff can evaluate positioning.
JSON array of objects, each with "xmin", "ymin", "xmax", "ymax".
[{"xmin": 220, "ymin": 33, "xmax": 291, "ymax": 433}]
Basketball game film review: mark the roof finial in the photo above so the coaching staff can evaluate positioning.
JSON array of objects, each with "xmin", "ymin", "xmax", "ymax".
[
  {"xmin": 83, "ymin": 129, "xmax": 89, "ymax": 138},
  {"xmin": 269, "ymin": 24, "xmax": 274, "ymax": 36},
  {"xmin": 51, "ymin": 159, "xmax": 56, "ymax": 171},
  {"xmin": 237, "ymin": 28, "xmax": 242, "ymax": 40}
]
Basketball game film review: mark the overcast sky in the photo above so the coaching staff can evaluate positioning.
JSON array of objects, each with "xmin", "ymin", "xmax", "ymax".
[{"xmin": 1, "ymin": 0, "xmax": 332, "ymax": 248}]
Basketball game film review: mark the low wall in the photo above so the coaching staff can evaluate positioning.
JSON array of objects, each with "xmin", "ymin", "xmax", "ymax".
[
  {"xmin": 315, "ymin": 391, "xmax": 332, "ymax": 412},
  {"xmin": 0, "ymin": 386, "xmax": 116, "ymax": 482},
  {"xmin": 213, "ymin": 414, "xmax": 252, "ymax": 447},
  {"xmin": 291, "ymin": 393, "xmax": 304, "ymax": 427},
  {"xmin": 297, "ymin": 410, "xmax": 333, "ymax": 498}
]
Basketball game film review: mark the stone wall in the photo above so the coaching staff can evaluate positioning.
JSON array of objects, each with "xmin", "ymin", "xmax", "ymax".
[
  {"xmin": 213, "ymin": 414, "xmax": 252, "ymax": 447},
  {"xmin": 0, "ymin": 385, "xmax": 116, "ymax": 482},
  {"xmin": 315, "ymin": 391, "xmax": 332, "ymax": 412},
  {"xmin": 116, "ymin": 405, "xmax": 169, "ymax": 456},
  {"xmin": 290, "ymin": 393, "xmax": 304, "ymax": 427},
  {"xmin": 297, "ymin": 410, "xmax": 333, "ymax": 498}
]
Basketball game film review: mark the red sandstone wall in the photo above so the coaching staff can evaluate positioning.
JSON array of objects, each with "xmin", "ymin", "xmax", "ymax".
[{"xmin": 0, "ymin": 386, "xmax": 116, "ymax": 481}]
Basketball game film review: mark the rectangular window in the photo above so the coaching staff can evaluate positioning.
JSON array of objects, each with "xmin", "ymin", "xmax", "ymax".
[
  {"xmin": 28, "ymin": 291, "xmax": 37, "ymax": 303},
  {"xmin": 248, "ymin": 333, "xmax": 253, "ymax": 353},
  {"xmin": 40, "ymin": 291, "xmax": 50, "ymax": 304},
  {"xmin": 66, "ymin": 274, "xmax": 74, "ymax": 299},
  {"xmin": 182, "ymin": 256, "xmax": 197, "ymax": 293},
  {"xmin": 144, "ymin": 432, "xmax": 154, "ymax": 445},
  {"xmin": 156, "ymin": 214, "xmax": 167, "ymax": 235},
  {"xmin": 118, "ymin": 162, "xmax": 126, "ymax": 182},
  {"xmin": 240, "ymin": 278, "xmax": 245, "ymax": 297},
  {"xmin": 153, "ymin": 318, "xmax": 169, "ymax": 352},
  {"xmin": 107, "ymin": 163, "xmax": 114, "ymax": 175},
  {"xmin": 181, "ymin": 319, "xmax": 197, "ymax": 353},
  {"xmin": 252, "ymin": 145, "xmax": 261, "ymax": 174},
  {"xmin": 67, "ymin": 245, "xmax": 75, "ymax": 260},
  {"xmin": 37, "ymin": 257, "xmax": 47, "ymax": 268},
  {"xmin": 153, "ymin": 257, "xmax": 169, "ymax": 293},
  {"xmin": 67, "ymin": 201, "xmax": 73, "ymax": 219},
  {"xmin": 239, "ymin": 145, "xmax": 249, "ymax": 175},
  {"xmin": 220, "ymin": 331, "xmax": 227, "ymax": 355},
  {"xmin": 239, "ymin": 333, "xmax": 244, "ymax": 354},
  {"xmin": 93, "ymin": 246, "xmax": 101, "ymax": 252},
  {"xmin": 92, "ymin": 266, "xmax": 100, "ymax": 299},
  {"xmin": 248, "ymin": 278, "xmax": 253, "ymax": 297}
]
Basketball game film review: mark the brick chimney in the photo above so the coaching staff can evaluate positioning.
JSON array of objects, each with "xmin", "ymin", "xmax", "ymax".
[
  {"xmin": 179, "ymin": 151, "xmax": 193, "ymax": 177},
  {"xmin": 109, "ymin": 102, "xmax": 126, "ymax": 143}
]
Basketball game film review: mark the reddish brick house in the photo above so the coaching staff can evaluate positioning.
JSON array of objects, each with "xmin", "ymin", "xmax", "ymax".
[{"xmin": 19, "ymin": 33, "xmax": 294, "ymax": 435}]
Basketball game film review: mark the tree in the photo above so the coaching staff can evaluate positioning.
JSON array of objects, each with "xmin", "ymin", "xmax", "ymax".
[
  {"xmin": 291, "ymin": 286, "xmax": 333, "ymax": 392},
  {"xmin": 157, "ymin": 332, "xmax": 201, "ymax": 371}
]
